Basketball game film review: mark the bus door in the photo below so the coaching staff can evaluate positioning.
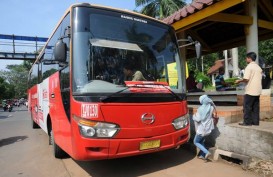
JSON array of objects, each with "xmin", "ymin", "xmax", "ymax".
[
  {"xmin": 49, "ymin": 71, "xmax": 72, "ymax": 153},
  {"xmin": 37, "ymin": 78, "xmax": 50, "ymax": 132}
]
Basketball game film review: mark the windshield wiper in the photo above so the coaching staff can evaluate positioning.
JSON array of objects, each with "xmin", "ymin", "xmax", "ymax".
[
  {"xmin": 100, "ymin": 83, "xmax": 182, "ymax": 102},
  {"xmin": 140, "ymin": 83, "xmax": 182, "ymax": 101},
  {"xmin": 99, "ymin": 86, "xmax": 131, "ymax": 102}
]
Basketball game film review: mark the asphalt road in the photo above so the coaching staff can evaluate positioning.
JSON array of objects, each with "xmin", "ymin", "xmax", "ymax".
[{"xmin": 0, "ymin": 106, "xmax": 258, "ymax": 177}]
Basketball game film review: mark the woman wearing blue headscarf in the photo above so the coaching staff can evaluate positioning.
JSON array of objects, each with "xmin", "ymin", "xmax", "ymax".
[{"xmin": 193, "ymin": 95, "xmax": 215, "ymax": 160}]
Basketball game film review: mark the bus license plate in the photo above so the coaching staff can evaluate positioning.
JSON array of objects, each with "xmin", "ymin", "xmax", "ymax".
[{"xmin": 140, "ymin": 140, "xmax": 160, "ymax": 151}]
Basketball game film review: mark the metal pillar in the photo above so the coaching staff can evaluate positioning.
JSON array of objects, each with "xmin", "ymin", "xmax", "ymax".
[
  {"xmin": 177, "ymin": 32, "xmax": 187, "ymax": 91},
  {"xmin": 12, "ymin": 34, "xmax": 15, "ymax": 53},
  {"xmin": 35, "ymin": 36, "xmax": 38, "ymax": 53},
  {"xmin": 245, "ymin": 0, "xmax": 259, "ymax": 63}
]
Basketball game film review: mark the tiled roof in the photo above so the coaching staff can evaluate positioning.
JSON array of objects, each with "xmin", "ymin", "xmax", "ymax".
[{"xmin": 163, "ymin": 0, "xmax": 222, "ymax": 25}]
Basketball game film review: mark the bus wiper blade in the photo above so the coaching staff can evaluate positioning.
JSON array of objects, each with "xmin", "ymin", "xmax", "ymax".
[
  {"xmin": 141, "ymin": 83, "xmax": 182, "ymax": 101},
  {"xmin": 99, "ymin": 85, "xmax": 146, "ymax": 102},
  {"xmin": 100, "ymin": 84, "xmax": 155, "ymax": 102},
  {"xmin": 100, "ymin": 84, "xmax": 181, "ymax": 102},
  {"xmin": 100, "ymin": 86, "xmax": 130, "ymax": 102}
]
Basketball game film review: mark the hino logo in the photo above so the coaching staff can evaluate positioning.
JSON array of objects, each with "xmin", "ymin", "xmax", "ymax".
[{"xmin": 141, "ymin": 113, "xmax": 155, "ymax": 124}]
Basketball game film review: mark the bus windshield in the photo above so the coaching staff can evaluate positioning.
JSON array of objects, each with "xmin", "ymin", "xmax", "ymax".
[{"xmin": 72, "ymin": 7, "xmax": 185, "ymax": 97}]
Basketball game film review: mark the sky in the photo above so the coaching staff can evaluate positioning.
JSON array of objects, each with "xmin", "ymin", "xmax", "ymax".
[
  {"xmin": 0, "ymin": 0, "xmax": 137, "ymax": 70},
  {"xmin": 0, "ymin": 0, "xmax": 191, "ymax": 70}
]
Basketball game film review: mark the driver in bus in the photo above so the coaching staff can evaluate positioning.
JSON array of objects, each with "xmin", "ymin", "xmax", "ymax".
[{"xmin": 123, "ymin": 62, "xmax": 146, "ymax": 81}]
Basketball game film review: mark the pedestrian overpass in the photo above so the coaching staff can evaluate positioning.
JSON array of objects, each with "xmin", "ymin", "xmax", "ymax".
[{"xmin": 0, "ymin": 34, "xmax": 48, "ymax": 61}]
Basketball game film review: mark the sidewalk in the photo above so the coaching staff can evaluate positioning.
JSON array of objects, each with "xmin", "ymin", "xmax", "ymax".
[{"xmin": 187, "ymin": 94, "xmax": 273, "ymax": 174}]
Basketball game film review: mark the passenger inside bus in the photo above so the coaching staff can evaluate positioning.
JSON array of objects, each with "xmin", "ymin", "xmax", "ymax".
[
  {"xmin": 95, "ymin": 58, "xmax": 109, "ymax": 80},
  {"xmin": 123, "ymin": 62, "xmax": 146, "ymax": 81}
]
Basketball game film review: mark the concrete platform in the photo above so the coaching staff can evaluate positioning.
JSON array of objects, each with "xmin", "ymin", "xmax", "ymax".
[
  {"xmin": 188, "ymin": 98, "xmax": 273, "ymax": 167},
  {"xmin": 213, "ymin": 149, "xmax": 251, "ymax": 169}
]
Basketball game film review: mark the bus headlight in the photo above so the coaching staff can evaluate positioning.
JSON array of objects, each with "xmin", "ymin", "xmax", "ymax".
[
  {"xmin": 73, "ymin": 115, "xmax": 120, "ymax": 138},
  {"xmin": 172, "ymin": 115, "xmax": 189, "ymax": 130}
]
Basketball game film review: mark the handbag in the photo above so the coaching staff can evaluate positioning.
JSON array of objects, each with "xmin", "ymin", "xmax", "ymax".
[{"xmin": 212, "ymin": 105, "xmax": 219, "ymax": 126}]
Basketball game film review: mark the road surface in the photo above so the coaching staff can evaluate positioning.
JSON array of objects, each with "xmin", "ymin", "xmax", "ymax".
[{"xmin": 0, "ymin": 106, "xmax": 258, "ymax": 177}]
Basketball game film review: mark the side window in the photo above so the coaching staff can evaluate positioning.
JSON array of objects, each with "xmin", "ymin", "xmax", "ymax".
[
  {"xmin": 41, "ymin": 13, "xmax": 70, "ymax": 80},
  {"xmin": 38, "ymin": 62, "xmax": 42, "ymax": 83},
  {"xmin": 59, "ymin": 14, "xmax": 71, "ymax": 120},
  {"xmin": 28, "ymin": 63, "xmax": 39, "ymax": 88}
]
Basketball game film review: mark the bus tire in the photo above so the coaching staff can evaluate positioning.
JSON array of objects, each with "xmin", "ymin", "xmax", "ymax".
[
  {"xmin": 31, "ymin": 113, "xmax": 40, "ymax": 129},
  {"xmin": 50, "ymin": 129, "xmax": 66, "ymax": 158}
]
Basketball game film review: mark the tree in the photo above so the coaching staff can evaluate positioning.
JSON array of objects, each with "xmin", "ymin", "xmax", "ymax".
[
  {"xmin": 0, "ymin": 76, "xmax": 15, "ymax": 99},
  {"xmin": 22, "ymin": 60, "xmax": 34, "ymax": 71},
  {"xmin": 186, "ymin": 53, "xmax": 219, "ymax": 88},
  {"xmin": 0, "ymin": 77, "xmax": 6, "ymax": 99},
  {"xmin": 0, "ymin": 63, "xmax": 29, "ymax": 99},
  {"xmin": 238, "ymin": 38, "xmax": 273, "ymax": 69},
  {"xmin": 135, "ymin": 0, "xmax": 186, "ymax": 19},
  {"xmin": 258, "ymin": 39, "xmax": 273, "ymax": 65}
]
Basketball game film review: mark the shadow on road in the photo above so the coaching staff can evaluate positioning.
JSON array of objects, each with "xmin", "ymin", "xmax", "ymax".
[
  {"xmin": 0, "ymin": 136, "xmax": 28, "ymax": 147},
  {"xmin": 75, "ymin": 146, "xmax": 196, "ymax": 177},
  {"xmin": 0, "ymin": 115, "xmax": 10, "ymax": 119}
]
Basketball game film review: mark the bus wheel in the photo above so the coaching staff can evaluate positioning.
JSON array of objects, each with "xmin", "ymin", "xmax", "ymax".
[
  {"xmin": 50, "ymin": 129, "xmax": 66, "ymax": 158},
  {"xmin": 31, "ymin": 113, "xmax": 40, "ymax": 129}
]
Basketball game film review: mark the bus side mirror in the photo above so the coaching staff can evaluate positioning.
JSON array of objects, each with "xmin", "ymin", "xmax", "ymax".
[
  {"xmin": 54, "ymin": 39, "xmax": 67, "ymax": 62},
  {"xmin": 195, "ymin": 42, "xmax": 201, "ymax": 59}
]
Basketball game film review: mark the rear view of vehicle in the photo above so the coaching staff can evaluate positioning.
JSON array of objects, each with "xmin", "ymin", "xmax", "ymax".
[{"xmin": 28, "ymin": 3, "xmax": 190, "ymax": 161}]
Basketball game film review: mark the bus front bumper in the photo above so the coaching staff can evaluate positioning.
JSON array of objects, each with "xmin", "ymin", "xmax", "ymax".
[{"xmin": 72, "ymin": 126, "xmax": 190, "ymax": 161}]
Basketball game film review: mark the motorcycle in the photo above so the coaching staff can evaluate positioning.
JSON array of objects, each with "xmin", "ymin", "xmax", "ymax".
[{"xmin": 3, "ymin": 104, "xmax": 13, "ymax": 112}]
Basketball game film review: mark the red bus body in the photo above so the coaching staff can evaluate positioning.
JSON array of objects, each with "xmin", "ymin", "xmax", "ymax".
[{"xmin": 28, "ymin": 3, "xmax": 190, "ymax": 161}]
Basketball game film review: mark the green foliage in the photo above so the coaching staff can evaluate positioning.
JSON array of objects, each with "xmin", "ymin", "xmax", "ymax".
[
  {"xmin": 187, "ymin": 53, "xmax": 218, "ymax": 88},
  {"xmin": 259, "ymin": 39, "xmax": 273, "ymax": 65},
  {"xmin": 23, "ymin": 60, "xmax": 34, "ymax": 71},
  {"xmin": 135, "ymin": 0, "xmax": 186, "ymax": 19},
  {"xmin": 0, "ymin": 77, "xmax": 6, "ymax": 99},
  {"xmin": 0, "ymin": 63, "xmax": 29, "ymax": 99},
  {"xmin": 225, "ymin": 77, "xmax": 238, "ymax": 87},
  {"xmin": 0, "ymin": 76, "xmax": 15, "ymax": 99},
  {"xmin": 187, "ymin": 53, "xmax": 218, "ymax": 75},
  {"xmin": 195, "ymin": 71, "xmax": 211, "ymax": 88},
  {"xmin": 238, "ymin": 38, "xmax": 273, "ymax": 69},
  {"xmin": 238, "ymin": 46, "xmax": 247, "ymax": 69}
]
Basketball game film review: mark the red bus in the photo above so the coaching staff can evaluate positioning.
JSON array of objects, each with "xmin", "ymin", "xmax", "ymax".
[{"xmin": 28, "ymin": 3, "xmax": 190, "ymax": 161}]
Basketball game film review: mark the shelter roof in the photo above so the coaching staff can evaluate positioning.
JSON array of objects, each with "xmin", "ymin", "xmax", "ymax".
[{"xmin": 163, "ymin": 0, "xmax": 273, "ymax": 58}]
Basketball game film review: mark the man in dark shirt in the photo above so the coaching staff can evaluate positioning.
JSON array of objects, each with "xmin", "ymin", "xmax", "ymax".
[
  {"xmin": 186, "ymin": 71, "xmax": 197, "ymax": 91},
  {"xmin": 186, "ymin": 71, "xmax": 204, "ymax": 92},
  {"xmin": 215, "ymin": 67, "xmax": 229, "ymax": 91}
]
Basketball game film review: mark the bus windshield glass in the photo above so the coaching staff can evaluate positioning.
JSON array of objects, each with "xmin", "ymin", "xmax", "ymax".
[{"xmin": 72, "ymin": 7, "xmax": 185, "ymax": 97}]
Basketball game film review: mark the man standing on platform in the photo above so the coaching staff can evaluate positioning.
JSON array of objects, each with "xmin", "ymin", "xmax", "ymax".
[{"xmin": 235, "ymin": 52, "xmax": 262, "ymax": 126}]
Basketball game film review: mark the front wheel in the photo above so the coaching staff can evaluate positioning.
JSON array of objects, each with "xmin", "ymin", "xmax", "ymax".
[
  {"xmin": 31, "ymin": 112, "xmax": 40, "ymax": 129},
  {"xmin": 50, "ymin": 129, "xmax": 66, "ymax": 158}
]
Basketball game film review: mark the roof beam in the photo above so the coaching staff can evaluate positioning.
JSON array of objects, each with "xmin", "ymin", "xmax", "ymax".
[
  {"xmin": 258, "ymin": 20, "xmax": 273, "ymax": 30},
  {"xmin": 172, "ymin": 0, "xmax": 246, "ymax": 30},
  {"xmin": 186, "ymin": 30, "xmax": 212, "ymax": 51},
  {"xmin": 258, "ymin": 0, "xmax": 273, "ymax": 21},
  {"xmin": 208, "ymin": 13, "xmax": 253, "ymax": 25}
]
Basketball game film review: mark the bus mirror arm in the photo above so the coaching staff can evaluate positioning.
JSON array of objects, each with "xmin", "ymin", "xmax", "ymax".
[
  {"xmin": 177, "ymin": 36, "xmax": 202, "ymax": 59},
  {"xmin": 64, "ymin": 26, "xmax": 71, "ymax": 38},
  {"xmin": 59, "ymin": 26, "xmax": 71, "ymax": 40}
]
